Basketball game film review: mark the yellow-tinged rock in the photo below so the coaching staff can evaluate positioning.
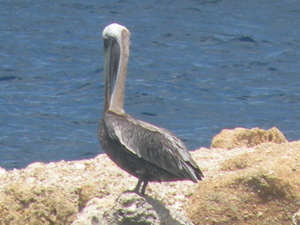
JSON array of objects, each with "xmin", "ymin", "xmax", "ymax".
[{"xmin": 211, "ymin": 127, "xmax": 287, "ymax": 149}]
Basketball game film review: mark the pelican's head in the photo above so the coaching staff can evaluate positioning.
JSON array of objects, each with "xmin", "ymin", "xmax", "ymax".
[
  {"xmin": 102, "ymin": 23, "xmax": 130, "ymax": 47},
  {"xmin": 102, "ymin": 23, "xmax": 130, "ymax": 114}
]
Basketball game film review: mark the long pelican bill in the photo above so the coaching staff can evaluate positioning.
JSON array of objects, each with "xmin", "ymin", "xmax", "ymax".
[{"xmin": 102, "ymin": 23, "xmax": 130, "ymax": 114}]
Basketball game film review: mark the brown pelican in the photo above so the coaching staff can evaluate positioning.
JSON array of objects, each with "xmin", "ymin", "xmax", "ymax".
[{"xmin": 98, "ymin": 23, "xmax": 203, "ymax": 195}]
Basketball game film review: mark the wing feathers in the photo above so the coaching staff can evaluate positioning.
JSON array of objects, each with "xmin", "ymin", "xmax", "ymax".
[{"xmin": 104, "ymin": 112, "xmax": 202, "ymax": 180}]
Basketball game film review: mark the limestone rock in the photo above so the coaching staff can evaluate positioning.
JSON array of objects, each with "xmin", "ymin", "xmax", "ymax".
[
  {"xmin": 73, "ymin": 193, "xmax": 160, "ymax": 225},
  {"xmin": 187, "ymin": 141, "xmax": 300, "ymax": 225},
  {"xmin": 71, "ymin": 197, "xmax": 114, "ymax": 225},
  {"xmin": 72, "ymin": 192, "xmax": 194, "ymax": 225},
  {"xmin": 293, "ymin": 209, "xmax": 300, "ymax": 225},
  {"xmin": 102, "ymin": 192, "xmax": 159, "ymax": 225},
  {"xmin": 0, "ymin": 152, "xmax": 198, "ymax": 225},
  {"xmin": 211, "ymin": 127, "xmax": 287, "ymax": 149}
]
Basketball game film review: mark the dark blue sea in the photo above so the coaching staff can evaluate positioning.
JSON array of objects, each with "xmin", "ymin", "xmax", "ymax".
[{"xmin": 1, "ymin": 0, "xmax": 299, "ymax": 170}]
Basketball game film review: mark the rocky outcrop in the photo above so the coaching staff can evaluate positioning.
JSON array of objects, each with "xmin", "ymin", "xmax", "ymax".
[
  {"xmin": 90, "ymin": 193, "xmax": 160, "ymax": 225},
  {"xmin": 211, "ymin": 127, "xmax": 288, "ymax": 149},
  {"xmin": 0, "ymin": 150, "xmax": 198, "ymax": 224},
  {"xmin": 72, "ymin": 192, "xmax": 194, "ymax": 225},
  {"xmin": 0, "ymin": 127, "xmax": 299, "ymax": 225},
  {"xmin": 188, "ymin": 140, "xmax": 300, "ymax": 225}
]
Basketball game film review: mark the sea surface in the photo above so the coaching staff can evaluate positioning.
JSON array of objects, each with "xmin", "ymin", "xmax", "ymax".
[{"xmin": 0, "ymin": 0, "xmax": 299, "ymax": 170}]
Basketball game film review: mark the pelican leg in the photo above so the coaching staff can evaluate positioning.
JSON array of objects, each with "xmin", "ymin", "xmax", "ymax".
[
  {"xmin": 133, "ymin": 179, "xmax": 148, "ymax": 195},
  {"xmin": 140, "ymin": 181, "xmax": 148, "ymax": 196},
  {"xmin": 133, "ymin": 179, "xmax": 142, "ymax": 193}
]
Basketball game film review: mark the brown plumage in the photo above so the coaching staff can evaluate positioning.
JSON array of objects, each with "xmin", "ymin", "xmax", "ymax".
[{"xmin": 98, "ymin": 23, "xmax": 203, "ymax": 195}]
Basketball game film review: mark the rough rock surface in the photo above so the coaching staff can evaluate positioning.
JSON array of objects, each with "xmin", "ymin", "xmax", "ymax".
[
  {"xmin": 72, "ymin": 192, "xmax": 194, "ymax": 225},
  {"xmin": 211, "ymin": 127, "xmax": 287, "ymax": 149},
  {"xmin": 293, "ymin": 209, "xmax": 300, "ymax": 225},
  {"xmin": 0, "ymin": 127, "xmax": 299, "ymax": 225},
  {"xmin": 76, "ymin": 193, "xmax": 160, "ymax": 225},
  {"xmin": 100, "ymin": 193, "xmax": 160, "ymax": 225},
  {"xmin": 188, "ymin": 141, "xmax": 300, "ymax": 225},
  {"xmin": 0, "ymin": 148, "xmax": 199, "ymax": 224},
  {"xmin": 72, "ymin": 193, "xmax": 160, "ymax": 225}
]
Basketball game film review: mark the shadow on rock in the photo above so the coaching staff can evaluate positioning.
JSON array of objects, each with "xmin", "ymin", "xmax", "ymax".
[
  {"xmin": 72, "ymin": 192, "xmax": 193, "ymax": 225},
  {"xmin": 144, "ymin": 194, "xmax": 193, "ymax": 225}
]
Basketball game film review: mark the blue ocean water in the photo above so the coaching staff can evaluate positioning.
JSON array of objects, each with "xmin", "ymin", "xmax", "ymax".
[{"xmin": 0, "ymin": 0, "xmax": 299, "ymax": 170}]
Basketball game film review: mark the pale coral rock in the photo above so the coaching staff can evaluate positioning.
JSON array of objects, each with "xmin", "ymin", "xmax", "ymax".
[
  {"xmin": 211, "ymin": 127, "xmax": 287, "ymax": 149},
  {"xmin": 293, "ymin": 209, "xmax": 300, "ymax": 225},
  {"xmin": 188, "ymin": 140, "xmax": 300, "ymax": 225},
  {"xmin": 102, "ymin": 192, "xmax": 160, "ymax": 225}
]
